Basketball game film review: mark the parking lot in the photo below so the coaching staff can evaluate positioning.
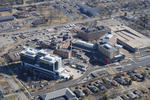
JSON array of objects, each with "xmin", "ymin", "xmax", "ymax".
[{"xmin": 65, "ymin": 66, "xmax": 84, "ymax": 79}]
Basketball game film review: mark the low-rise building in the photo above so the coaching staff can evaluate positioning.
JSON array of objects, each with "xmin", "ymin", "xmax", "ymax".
[
  {"xmin": 74, "ymin": 89, "xmax": 85, "ymax": 98},
  {"xmin": 39, "ymin": 88, "xmax": 78, "ymax": 100},
  {"xmin": 0, "ymin": 7, "xmax": 12, "ymax": 12},
  {"xmin": 0, "ymin": 16, "xmax": 14, "ymax": 22},
  {"xmin": 73, "ymin": 40, "xmax": 95, "ymax": 51},
  {"xmin": 8, "ymin": 52, "xmax": 20, "ymax": 62},
  {"xmin": 111, "ymin": 26, "xmax": 150, "ymax": 52}
]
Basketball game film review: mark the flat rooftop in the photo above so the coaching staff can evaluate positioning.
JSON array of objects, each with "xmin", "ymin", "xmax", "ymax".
[
  {"xmin": 80, "ymin": 25, "xmax": 110, "ymax": 33},
  {"xmin": 40, "ymin": 88, "xmax": 77, "ymax": 100},
  {"xmin": 111, "ymin": 26, "xmax": 150, "ymax": 50}
]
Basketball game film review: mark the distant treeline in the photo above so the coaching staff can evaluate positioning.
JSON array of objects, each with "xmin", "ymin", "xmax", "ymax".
[
  {"xmin": 0, "ymin": 0, "xmax": 48, "ymax": 6},
  {"xmin": 0, "ymin": 0, "xmax": 23, "ymax": 6}
]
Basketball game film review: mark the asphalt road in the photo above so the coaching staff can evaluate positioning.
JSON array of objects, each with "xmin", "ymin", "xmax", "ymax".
[
  {"xmin": 5, "ymin": 72, "xmax": 28, "ymax": 100},
  {"xmin": 32, "ymin": 55, "xmax": 150, "ymax": 97},
  {"xmin": 7, "ymin": 77, "xmax": 28, "ymax": 100},
  {"xmin": 122, "ymin": 55, "xmax": 150, "ymax": 72}
]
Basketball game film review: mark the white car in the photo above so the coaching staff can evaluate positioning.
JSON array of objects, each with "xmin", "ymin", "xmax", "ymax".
[{"xmin": 71, "ymin": 65, "xmax": 76, "ymax": 68}]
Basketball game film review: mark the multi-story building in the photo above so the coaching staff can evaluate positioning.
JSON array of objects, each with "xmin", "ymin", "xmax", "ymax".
[
  {"xmin": 97, "ymin": 34, "xmax": 125, "ymax": 64},
  {"xmin": 54, "ymin": 49, "xmax": 71, "ymax": 59},
  {"xmin": 77, "ymin": 25, "xmax": 111, "ymax": 41},
  {"xmin": 50, "ymin": 40, "xmax": 71, "ymax": 49},
  {"xmin": 20, "ymin": 47, "xmax": 70, "ymax": 79},
  {"xmin": 98, "ymin": 43, "xmax": 119, "ymax": 59}
]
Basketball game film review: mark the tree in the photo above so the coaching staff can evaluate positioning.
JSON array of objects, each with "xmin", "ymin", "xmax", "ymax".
[
  {"xmin": 102, "ymin": 94, "xmax": 108, "ymax": 100},
  {"xmin": 129, "ymin": 79, "xmax": 132, "ymax": 85},
  {"xmin": 124, "ymin": 12, "xmax": 127, "ymax": 17}
]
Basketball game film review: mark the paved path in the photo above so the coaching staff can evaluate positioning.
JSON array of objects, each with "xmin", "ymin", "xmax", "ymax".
[{"xmin": 6, "ymin": 75, "xmax": 28, "ymax": 100}]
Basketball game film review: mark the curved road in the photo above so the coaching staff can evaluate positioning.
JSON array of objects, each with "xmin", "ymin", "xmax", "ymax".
[{"xmin": 32, "ymin": 55, "xmax": 150, "ymax": 96}]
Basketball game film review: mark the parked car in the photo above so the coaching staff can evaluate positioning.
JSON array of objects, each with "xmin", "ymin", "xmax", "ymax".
[
  {"xmin": 127, "ymin": 92, "xmax": 138, "ymax": 99},
  {"xmin": 88, "ymin": 85, "xmax": 99, "ymax": 93},
  {"xmin": 120, "ymin": 94, "xmax": 130, "ymax": 100},
  {"xmin": 133, "ymin": 90, "xmax": 143, "ymax": 98},
  {"xmin": 83, "ymin": 88, "xmax": 91, "ymax": 96}
]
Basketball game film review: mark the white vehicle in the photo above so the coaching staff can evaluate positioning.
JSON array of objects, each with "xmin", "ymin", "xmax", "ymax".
[{"xmin": 71, "ymin": 65, "xmax": 76, "ymax": 68}]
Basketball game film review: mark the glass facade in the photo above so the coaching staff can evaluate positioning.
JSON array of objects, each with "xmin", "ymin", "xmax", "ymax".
[
  {"xmin": 55, "ymin": 61, "xmax": 59, "ymax": 70},
  {"xmin": 21, "ymin": 55, "xmax": 35, "ymax": 65},
  {"xmin": 39, "ymin": 61, "xmax": 54, "ymax": 71}
]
